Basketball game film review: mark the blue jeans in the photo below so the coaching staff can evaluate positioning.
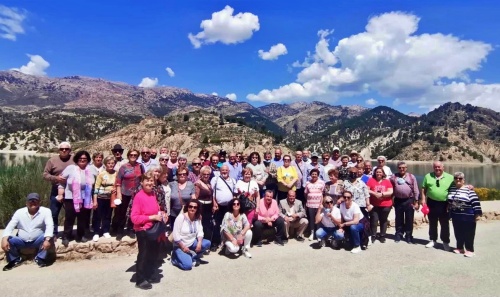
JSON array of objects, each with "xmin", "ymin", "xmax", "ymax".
[
  {"xmin": 316, "ymin": 227, "xmax": 344, "ymax": 240},
  {"xmin": 348, "ymin": 223, "xmax": 364, "ymax": 247},
  {"xmin": 171, "ymin": 239, "xmax": 211, "ymax": 271},
  {"xmin": 7, "ymin": 235, "xmax": 47, "ymax": 263},
  {"xmin": 49, "ymin": 195, "xmax": 63, "ymax": 236}
]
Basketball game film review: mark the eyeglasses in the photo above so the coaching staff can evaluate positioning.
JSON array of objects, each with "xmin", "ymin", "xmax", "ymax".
[
  {"xmin": 201, "ymin": 173, "xmax": 210, "ymax": 176},
  {"xmin": 192, "ymin": 163, "xmax": 201, "ymax": 166},
  {"xmin": 378, "ymin": 160, "xmax": 385, "ymax": 162},
  {"xmin": 283, "ymin": 159, "xmax": 291, "ymax": 161},
  {"xmin": 188, "ymin": 205, "xmax": 198, "ymax": 209},
  {"xmin": 141, "ymin": 152, "xmax": 150, "ymax": 155},
  {"xmin": 129, "ymin": 154, "xmax": 138, "ymax": 157},
  {"xmin": 159, "ymin": 158, "xmax": 167, "ymax": 161},
  {"xmin": 343, "ymin": 195, "xmax": 352, "ymax": 199},
  {"xmin": 325, "ymin": 201, "xmax": 333, "ymax": 204},
  {"xmin": 398, "ymin": 167, "xmax": 407, "ymax": 169},
  {"xmin": 200, "ymin": 159, "xmax": 206, "ymax": 161},
  {"xmin": 436, "ymin": 179, "xmax": 440, "ymax": 187},
  {"xmin": 233, "ymin": 203, "xmax": 240, "ymax": 206},
  {"xmin": 357, "ymin": 159, "xmax": 363, "ymax": 162},
  {"xmin": 59, "ymin": 148, "xmax": 70, "ymax": 151},
  {"xmin": 251, "ymin": 157, "xmax": 258, "ymax": 159},
  {"xmin": 78, "ymin": 158, "xmax": 88, "ymax": 162},
  {"xmin": 113, "ymin": 150, "xmax": 123, "ymax": 154},
  {"xmin": 454, "ymin": 177, "xmax": 464, "ymax": 180},
  {"xmin": 178, "ymin": 173, "xmax": 187, "ymax": 177}
]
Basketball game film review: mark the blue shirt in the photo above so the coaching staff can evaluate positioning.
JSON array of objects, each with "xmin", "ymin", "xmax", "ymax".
[
  {"xmin": 272, "ymin": 157, "xmax": 284, "ymax": 168},
  {"xmin": 224, "ymin": 161, "xmax": 242, "ymax": 181},
  {"xmin": 361, "ymin": 174, "xmax": 371, "ymax": 184},
  {"xmin": 305, "ymin": 163, "xmax": 326, "ymax": 183}
]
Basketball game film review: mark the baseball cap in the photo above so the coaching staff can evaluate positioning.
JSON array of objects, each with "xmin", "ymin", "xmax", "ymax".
[
  {"xmin": 332, "ymin": 147, "xmax": 340, "ymax": 152},
  {"xmin": 311, "ymin": 152, "xmax": 319, "ymax": 158},
  {"xmin": 350, "ymin": 150, "xmax": 358, "ymax": 156},
  {"xmin": 26, "ymin": 193, "xmax": 40, "ymax": 201}
]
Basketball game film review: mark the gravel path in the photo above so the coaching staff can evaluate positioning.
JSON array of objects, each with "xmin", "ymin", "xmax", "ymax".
[{"xmin": 2, "ymin": 221, "xmax": 500, "ymax": 297}]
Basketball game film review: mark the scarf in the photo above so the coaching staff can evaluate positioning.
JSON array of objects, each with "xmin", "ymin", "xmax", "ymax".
[{"xmin": 72, "ymin": 166, "xmax": 94, "ymax": 212}]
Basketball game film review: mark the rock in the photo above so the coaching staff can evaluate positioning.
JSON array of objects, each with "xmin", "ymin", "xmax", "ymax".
[
  {"xmin": 494, "ymin": 211, "xmax": 500, "ymax": 216},
  {"xmin": 119, "ymin": 239, "xmax": 137, "ymax": 246},
  {"xmin": 0, "ymin": 251, "xmax": 4, "ymax": 261},
  {"xmin": 95, "ymin": 243, "xmax": 113, "ymax": 253},
  {"xmin": 113, "ymin": 245, "xmax": 137, "ymax": 254},
  {"xmin": 111, "ymin": 241, "xmax": 120, "ymax": 250},
  {"xmin": 56, "ymin": 245, "xmax": 74, "ymax": 253},
  {"xmin": 85, "ymin": 252, "xmax": 96, "ymax": 260},
  {"xmin": 74, "ymin": 243, "xmax": 91, "ymax": 254}
]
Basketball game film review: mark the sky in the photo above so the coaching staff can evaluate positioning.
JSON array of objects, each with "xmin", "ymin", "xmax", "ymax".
[{"xmin": 1, "ymin": 0, "xmax": 500, "ymax": 113}]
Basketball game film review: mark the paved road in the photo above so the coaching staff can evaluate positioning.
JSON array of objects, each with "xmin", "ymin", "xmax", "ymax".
[{"xmin": 2, "ymin": 221, "xmax": 500, "ymax": 297}]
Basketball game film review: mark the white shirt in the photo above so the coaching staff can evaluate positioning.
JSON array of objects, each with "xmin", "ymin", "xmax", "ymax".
[
  {"xmin": 340, "ymin": 202, "xmax": 364, "ymax": 221},
  {"xmin": 372, "ymin": 165, "xmax": 393, "ymax": 179},
  {"xmin": 323, "ymin": 164, "xmax": 335, "ymax": 178},
  {"xmin": 320, "ymin": 206, "xmax": 341, "ymax": 228},
  {"xmin": 236, "ymin": 180, "xmax": 259, "ymax": 197},
  {"xmin": 211, "ymin": 176, "xmax": 237, "ymax": 205},
  {"xmin": 172, "ymin": 214, "xmax": 204, "ymax": 248},
  {"xmin": 2, "ymin": 206, "xmax": 54, "ymax": 241}
]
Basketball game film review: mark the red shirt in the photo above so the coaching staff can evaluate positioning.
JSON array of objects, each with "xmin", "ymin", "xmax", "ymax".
[
  {"xmin": 366, "ymin": 178, "xmax": 393, "ymax": 207},
  {"xmin": 131, "ymin": 189, "xmax": 160, "ymax": 231}
]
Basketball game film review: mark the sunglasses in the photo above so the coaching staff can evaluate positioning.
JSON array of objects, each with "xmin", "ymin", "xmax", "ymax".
[
  {"xmin": 178, "ymin": 173, "xmax": 187, "ymax": 176},
  {"xmin": 129, "ymin": 154, "xmax": 138, "ymax": 157},
  {"xmin": 59, "ymin": 148, "xmax": 70, "ymax": 151},
  {"xmin": 159, "ymin": 158, "xmax": 167, "ymax": 161},
  {"xmin": 325, "ymin": 201, "xmax": 333, "ymax": 204},
  {"xmin": 398, "ymin": 166, "xmax": 407, "ymax": 169},
  {"xmin": 200, "ymin": 158, "xmax": 206, "ymax": 161},
  {"xmin": 378, "ymin": 160, "xmax": 385, "ymax": 162},
  {"xmin": 233, "ymin": 202, "xmax": 240, "ymax": 206},
  {"xmin": 188, "ymin": 205, "xmax": 198, "ymax": 209},
  {"xmin": 283, "ymin": 159, "xmax": 291, "ymax": 161},
  {"xmin": 343, "ymin": 196, "xmax": 352, "ymax": 199},
  {"xmin": 141, "ymin": 152, "xmax": 150, "ymax": 155},
  {"xmin": 251, "ymin": 157, "xmax": 258, "ymax": 159},
  {"xmin": 357, "ymin": 159, "xmax": 363, "ymax": 162},
  {"xmin": 454, "ymin": 177, "xmax": 464, "ymax": 180},
  {"xmin": 78, "ymin": 158, "xmax": 88, "ymax": 162},
  {"xmin": 192, "ymin": 163, "xmax": 201, "ymax": 166}
]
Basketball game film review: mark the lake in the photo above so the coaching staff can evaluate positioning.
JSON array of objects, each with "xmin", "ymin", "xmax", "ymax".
[{"xmin": 1, "ymin": 154, "xmax": 499, "ymax": 189}]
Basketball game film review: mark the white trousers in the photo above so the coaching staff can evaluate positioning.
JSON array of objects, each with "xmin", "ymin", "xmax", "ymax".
[{"xmin": 224, "ymin": 230, "xmax": 253, "ymax": 253}]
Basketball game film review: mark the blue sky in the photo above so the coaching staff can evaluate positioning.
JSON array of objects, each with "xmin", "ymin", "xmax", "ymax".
[{"xmin": 1, "ymin": 0, "xmax": 500, "ymax": 113}]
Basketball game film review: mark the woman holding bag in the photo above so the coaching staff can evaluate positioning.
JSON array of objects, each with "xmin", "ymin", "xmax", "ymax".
[
  {"xmin": 130, "ymin": 171, "xmax": 166, "ymax": 290},
  {"xmin": 235, "ymin": 167, "xmax": 260, "ymax": 223},
  {"xmin": 92, "ymin": 156, "xmax": 117, "ymax": 242}
]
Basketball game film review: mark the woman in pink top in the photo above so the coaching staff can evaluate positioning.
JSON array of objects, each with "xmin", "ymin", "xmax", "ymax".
[
  {"xmin": 130, "ymin": 172, "xmax": 167, "ymax": 290},
  {"xmin": 304, "ymin": 168, "xmax": 326, "ymax": 241}
]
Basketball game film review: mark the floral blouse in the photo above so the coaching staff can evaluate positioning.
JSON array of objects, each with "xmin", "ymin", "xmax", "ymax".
[
  {"xmin": 342, "ymin": 179, "xmax": 369, "ymax": 207},
  {"xmin": 221, "ymin": 212, "xmax": 250, "ymax": 236}
]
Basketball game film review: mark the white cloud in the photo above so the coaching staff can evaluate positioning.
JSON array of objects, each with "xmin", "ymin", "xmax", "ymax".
[
  {"xmin": 225, "ymin": 93, "xmax": 237, "ymax": 101},
  {"xmin": 165, "ymin": 67, "xmax": 175, "ymax": 77},
  {"xmin": 11, "ymin": 54, "xmax": 50, "ymax": 76},
  {"xmin": 246, "ymin": 12, "xmax": 499, "ymax": 111},
  {"xmin": 365, "ymin": 98, "xmax": 378, "ymax": 106},
  {"xmin": 188, "ymin": 5, "xmax": 259, "ymax": 48},
  {"xmin": 0, "ymin": 5, "xmax": 26, "ymax": 41},
  {"xmin": 258, "ymin": 43, "xmax": 288, "ymax": 60},
  {"xmin": 211, "ymin": 92, "xmax": 218, "ymax": 96},
  {"xmin": 138, "ymin": 77, "xmax": 158, "ymax": 88}
]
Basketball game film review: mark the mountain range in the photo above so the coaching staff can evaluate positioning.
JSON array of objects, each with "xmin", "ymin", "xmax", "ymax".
[{"xmin": 0, "ymin": 70, "xmax": 498, "ymax": 163}]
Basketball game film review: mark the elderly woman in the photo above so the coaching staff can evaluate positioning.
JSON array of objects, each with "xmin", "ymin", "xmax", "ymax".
[
  {"xmin": 448, "ymin": 172, "xmax": 482, "ymax": 257},
  {"xmin": 194, "ymin": 166, "xmax": 214, "ymax": 243},
  {"xmin": 235, "ymin": 167, "xmax": 260, "ymax": 223},
  {"xmin": 304, "ymin": 168, "xmax": 325, "ymax": 241},
  {"xmin": 92, "ymin": 155, "xmax": 116, "ymax": 242},
  {"xmin": 169, "ymin": 166, "xmax": 196, "ymax": 225},
  {"xmin": 277, "ymin": 155, "xmax": 298, "ymax": 201},
  {"xmin": 158, "ymin": 154, "xmax": 169, "ymax": 168},
  {"xmin": 113, "ymin": 149, "xmax": 144, "ymax": 240},
  {"xmin": 245, "ymin": 152, "xmax": 268, "ymax": 196},
  {"xmin": 337, "ymin": 155, "xmax": 350, "ymax": 181},
  {"xmin": 315, "ymin": 197, "xmax": 344, "ymax": 249},
  {"xmin": 188, "ymin": 157, "xmax": 203, "ymax": 183},
  {"xmin": 58, "ymin": 150, "xmax": 95, "ymax": 246},
  {"xmin": 89, "ymin": 152, "xmax": 104, "ymax": 177},
  {"xmin": 372, "ymin": 156, "xmax": 393, "ymax": 179},
  {"xmin": 221, "ymin": 198, "xmax": 253, "ymax": 258},
  {"xmin": 324, "ymin": 168, "xmax": 343, "ymax": 205},
  {"xmin": 366, "ymin": 167, "xmax": 394, "ymax": 243},
  {"xmin": 339, "ymin": 191, "xmax": 368, "ymax": 254},
  {"xmin": 130, "ymin": 172, "xmax": 166, "ymax": 289},
  {"xmin": 171, "ymin": 199, "xmax": 211, "ymax": 270}
]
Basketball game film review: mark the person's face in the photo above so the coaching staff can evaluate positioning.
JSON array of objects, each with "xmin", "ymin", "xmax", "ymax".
[
  {"xmin": 454, "ymin": 176, "xmax": 464, "ymax": 187},
  {"xmin": 159, "ymin": 174, "xmax": 167, "ymax": 184},
  {"xmin": 153, "ymin": 170, "xmax": 160, "ymax": 180},
  {"xmin": 311, "ymin": 157, "xmax": 318, "ymax": 165},
  {"xmin": 377, "ymin": 158, "xmax": 386, "ymax": 167},
  {"xmin": 350, "ymin": 154, "xmax": 357, "ymax": 161},
  {"xmin": 141, "ymin": 178, "xmax": 155, "ymax": 192},
  {"xmin": 324, "ymin": 199, "xmax": 334, "ymax": 209},
  {"xmin": 274, "ymin": 150, "xmax": 282, "ymax": 159},
  {"xmin": 265, "ymin": 192, "xmax": 273, "ymax": 204},
  {"xmin": 343, "ymin": 193, "xmax": 353, "ymax": 207},
  {"xmin": 59, "ymin": 146, "xmax": 71, "ymax": 158},
  {"xmin": 357, "ymin": 166, "xmax": 363, "ymax": 177},
  {"xmin": 229, "ymin": 154, "xmax": 237, "ymax": 164},
  {"xmin": 295, "ymin": 152, "xmax": 302, "ymax": 161},
  {"xmin": 170, "ymin": 152, "xmax": 178, "ymax": 161},
  {"xmin": 93, "ymin": 155, "xmax": 103, "ymax": 167},
  {"xmin": 160, "ymin": 148, "xmax": 168, "ymax": 155},
  {"xmin": 433, "ymin": 163, "xmax": 444, "ymax": 176},
  {"xmin": 287, "ymin": 192, "xmax": 296, "ymax": 204},
  {"xmin": 333, "ymin": 151, "xmax": 340, "ymax": 158},
  {"xmin": 211, "ymin": 157, "xmax": 219, "ymax": 167},
  {"xmin": 77, "ymin": 154, "xmax": 89, "ymax": 168},
  {"xmin": 105, "ymin": 160, "xmax": 115, "ymax": 171},
  {"xmin": 192, "ymin": 159, "xmax": 202, "ymax": 170},
  {"xmin": 283, "ymin": 156, "xmax": 291, "ymax": 166},
  {"xmin": 128, "ymin": 151, "xmax": 139, "ymax": 162},
  {"xmin": 236, "ymin": 153, "xmax": 242, "ymax": 161},
  {"xmin": 375, "ymin": 169, "xmax": 384, "ymax": 180},
  {"xmin": 322, "ymin": 155, "xmax": 330, "ymax": 165},
  {"xmin": 241, "ymin": 156, "xmax": 248, "ymax": 164},
  {"xmin": 364, "ymin": 163, "xmax": 372, "ymax": 174},
  {"xmin": 232, "ymin": 200, "xmax": 240, "ymax": 212},
  {"xmin": 310, "ymin": 171, "xmax": 318, "ymax": 181},
  {"xmin": 141, "ymin": 149, "xmax": 151, "ymax": 161},
  {"xmin": 329, "ymin": 173, "xmax": 338, "ymax": 183},
  {"xmin": 187, "ymin": 202, "xmax": 198, "ymax": 214},
  {"xmin": 251, "ymin": 154, "xmax": 259, "ymax": 164},
  {"xmin": 357, "ymin": 157, "xmax": 363, "ymax": 164},
  {"xmin": 112, "ymin": 149, "xmax": 123, "ymax": 159},
  {"xmin": 201, "ymin": 171, "xmax": 210, "ymax": 181},
  {"xmin": 244, "ymin": 171, "xmax": 252, "ymax": 181},
  {"xmin": 179, "ymin": 158, "xmax": 187, "ymax": 166},
  {"xmin": 398, "ymin": 164, "xmax": 407, "ymax": 174},
  {"xmin": 177, "ymin": 170, "xmax": 188, "ymax": 182},
  {"xmin": 26, "ymin": 199, "xmax": 40, "ymax": 212},
  {"xmin": 159, "ymin": 156, "xmax": 168, "ymax": 165},
  {"xmin": 341, "ymin": 158, "xmax": 348, "ymax": 166},
  {"xmin": 264, "ymin": 153, "xmax": 272, "ymax": 161},
  {"xmin": 220, "ymin": 167, "xmax": 229, "ymax": 177}
]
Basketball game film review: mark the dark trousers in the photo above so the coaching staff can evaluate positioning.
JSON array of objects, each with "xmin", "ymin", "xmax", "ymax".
[
  {"xmin": 360, "ymin": 207, "xmax": 371, "ymax": 236},
  {"xmin": 92, "ymin": 198, "xmax": 113, "ymax": 236},
  {"xmin": 370, "ymin": 206, "xmax": 391, "ymax": 238},
  {"xmin": 452, "ymin": 219, "xmax": 476, "ymax": 252},
  {"xmin": 63, "ymin": 200, "xmax": 90, "ymax": 240},
  {"xmin": 49, "ymin": 195, "xmax": 63, "ymax": 236},
  {"xmin": 394, "ymin": 198, "xmax": 415, "ymax": 237},
  {"xmin": 212, "ymin": 204, "xmax": 230, "ymax": 247},
  {"xmin": 277, "ymin": 190, "xmax": 288, "ymax": 201},
  {"xmin": 296, "ymin": 188, "xmax": 305, "ymax": 207},
  {"xmin": 135, "ymin": 231, "xmax": 160, "ymax": 285},
  {"xmin": 111, "ymin": 195, "xmax": 133, "ymax": 234},
  {"xmin": 427, "ymin": 198, "xmax": 450, "ymax": 243},
  {"xmin": 252, "ymin": 217, "xmax": 285, "ymax": 243},
  {"xmin": 307, "ymin": 207, "xmax": 319, "ymax": 238},
  {"xmin": 200, "ymin": 203, "xmax": 214, "ymax": 242}
]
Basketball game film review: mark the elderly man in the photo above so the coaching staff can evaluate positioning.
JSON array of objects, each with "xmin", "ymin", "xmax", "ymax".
[
  {"xmin": 372, "ymin": 156, "xmax": 393, "ymax": 179},
  {"xmin": 391, "ymin": 162, "xmax": 419, "ymax": 243},
  {"xmin": 253, "ymin": 190, "xmax": 286, "ymax": 247},
  {"xmin": 328, "ymin": 147, "xmax": 342, "ymax": 167},
  {"xmin": 291, "ymin": 151, "xmax": 307, "ymax": 205},
  {"xmin": 322, "ymin": 152, "xmax": 335, "ymax": 179},
  {"xmin": 211, "ymin": 164, "xmax": 237, "ymax": 251},
  {"xmin": 272, "ymin": 148, "xmax": 284, "ymax": 167},
  {"xmin": 348, "ymin": 150, "xmax": 359, "ymax": 167},
  {"xmin": 421, "ymin": 161, "xmax": 454, "ymax": 251},
  {"xmin": 279, "ymin": 190, "xmax": 308, "ymax": 241},
  {"xmin": 302, "ymin": 150, "xmax": 311, "ymax": 164},
  {"xmin": 305, "ymin": 153, "xmax": 325, "ymax": 182},
  {"xmin": 111, "ymin": 144, "xmax": 128, "ymax": 171},
  {"xmin": 139, "ymin": 147, "xmax": 159, "ymax": 172},
  {"xmin": 209, "ymin": 154, "xmax": 221, "ymax": 179},
  {"xmin": 224, "ymin": 152, "xmax": 242, "ymax": 181},
  {"xmin": 2, "ymin": 193, "xmax": 54, "ymax": 271},
  {"xmin": 160, "ymin": 147, "xmax": 169, "ymax": 155},
  {"xmin": 361, "ymin": 161, "xmax": 373, "ymax": 183},
  {"xmin": 150, "ymin": 148, "xmax": 157, "ymax": 159},
  {"xmin": 263, "ymin": 151, "xmax": 278, "ymax": 197},
  {"xmin": 42, "ymin": 141, "xmax": 73, "ymax": 238}
]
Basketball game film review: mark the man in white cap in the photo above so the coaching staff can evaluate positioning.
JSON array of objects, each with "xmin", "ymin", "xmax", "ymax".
[
  {"xmin": 328, "ymin": 147, "xmax": 342, "ymax": 168},
  {"xmin": 348, "ymin": 150, "xmax": 359, "ymax": 168},
  {"xmin": 2, "ymin": 193, "xmax": 54, "ymax": 270},
  {"xmin": 42, "ymin": 141, "xmax": 73, "ymax": 238}
]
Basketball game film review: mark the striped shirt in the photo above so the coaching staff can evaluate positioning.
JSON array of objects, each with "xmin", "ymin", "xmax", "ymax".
[
  {"xmin": 304, "ymin": 180, "xmax": 325, "ymax": 208},
  {"xmin": 447, "ymin": 186, "xmax": 482, "ymax": 222}
]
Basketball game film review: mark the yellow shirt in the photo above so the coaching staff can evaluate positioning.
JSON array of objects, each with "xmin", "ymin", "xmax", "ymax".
[{"xmin": 277, "ymin": 166, "xmax": 298, "ymax": 192}]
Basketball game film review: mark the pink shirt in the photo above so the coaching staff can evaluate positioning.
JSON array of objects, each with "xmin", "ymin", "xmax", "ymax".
[
  {"xmin": 167, "ymin": 160, "xmax": 178, "ymax": 169},
  {"xmin": 305, "ymin": 180, "xmax": 326, "ymax": 208},
  {"xmin": 257, "ymin": 199, "xmax": 280, "ymax": 222},
  {"xmin": 130, "ymin": 189, "xmax": 160, "ymax": 231}
]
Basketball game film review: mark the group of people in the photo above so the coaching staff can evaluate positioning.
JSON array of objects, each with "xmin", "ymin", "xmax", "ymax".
[{"xmin": 1, "ymin": 143, "xmax": 483, "ymax": 290}]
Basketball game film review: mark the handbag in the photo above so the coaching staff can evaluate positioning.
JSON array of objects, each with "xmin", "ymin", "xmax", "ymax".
[
  {"xmin": 145, "ymin": 220, "xmax": 167, "ymax": 240},
  {"xmin": 239, "ymin": 182, "xmax": 255, "ymax": 211}
]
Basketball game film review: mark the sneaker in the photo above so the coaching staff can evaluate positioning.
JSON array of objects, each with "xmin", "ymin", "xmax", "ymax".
[
  {"xmin": 351, "ymin": 247, "xmax": 362, "ymax": 254},
  {"xmin": 394, "ymin": 234, "xmax": 401, "ymax": 243},
  {"xmin": 103, "ymin": 233, "xmax": 111, "ymax": 239},
  {"xmin": 308, "ymin": 234, "xmax": 314, "ymax": 241},
  {"xmin": 318, "ymin": 239, "xmax": 325, "ymax": 248},
  {"xmin": 116, "ymin": 233, "xmax": 124, "ymax": 241},
  {"xmin": 34, "ymin": 257, "xmax": 47, "ymax": 268},
  {"xmin": 128, "ymin": 231, "xmax": 136, "ymax": 239},
  {"xmin": 92, "ymin": 234, "xmax": 99, "ymax": 242},
  {"xmin": 453, "ymin": 249, "xmax": 464, "ymax": 254},
  {"xmin": 371, "ymin": 236, "xmax": 376, "ymax": 244},
  {"xmin": 443, "ymin": 242, "xmax": 451, "ymax": 252},
  {"xmin": 2, "ymin": 258, "xmax": 24, "ymax": 271},
  {"xmin": 296, "ymin": 235, "xmax": 305, "ymax": 242},
  {"xmin": 379, "ymin": 237, "xmax": 386, "ymax": 243},
  {"xmin": 405, "ymin": 236, "xmax": 415, "ymax": 244},
  {"xmin": 242, "ymin": 248, "xmax": 252, "ymax": 259},
  {"xmin": 425, "ymin": 240, "xmax": 436, "ymax": 248},
  {"xmin": 275, "ymin": 240, "xmax": 284, "ymax": 246},
  {"xmin": 135, "ymin": 280, "xmax": 152, "ymax": 290},
  {"xmin": 256, "ymin": 241, "xmax": 262, "ymax": 247},
  {"xmin": 147, "ymin": 275, "xmax": 161, "ymax": 284},
  {"xmin": 367, "ymin": 236, "xmax": 373, "ymax": 246},
  {"xmin": 210, "ymin": 246, "xmax": 218, "ymax": 252},
  {"xmin": 62, "ymin": 238, "xmax": 70, "ymax": 247},
  {"xmin": 464, "ymin": 251, "xmax": 476, "ymax": 258}
]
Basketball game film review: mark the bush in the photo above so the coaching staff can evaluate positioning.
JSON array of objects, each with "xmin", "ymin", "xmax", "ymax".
[
  {"xmin": 0, "ymin": 158, "xmax": 50, "ymax": 228},
  {"xmin": 474, "ymin": 188, "xmax": 500, "ymax": 201}
]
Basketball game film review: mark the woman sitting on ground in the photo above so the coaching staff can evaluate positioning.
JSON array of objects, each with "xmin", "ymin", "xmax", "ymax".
[
  {"xmin": 171, "ymin": 199, "xmax": 211, "ymax": 270},
  {"xmin": 339, "ymin": 191, "xmax": 369, "ymax": 254},
  {"xmin": 221, "ymin": 198, "xmax": 253, "ymax": 258},
  {"xmin": 315, "ymin": 197, "xmax": 344, "ymax": 249}
]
